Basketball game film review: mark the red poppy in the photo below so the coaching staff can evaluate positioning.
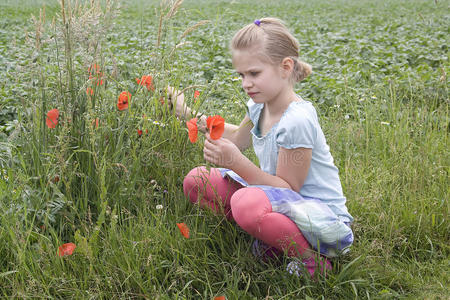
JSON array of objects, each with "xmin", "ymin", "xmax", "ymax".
[
  {"xmin": 136, "ymin": 75, "xmax": 155, "ymax": 91},
  {"xmin": 117, "ymin": 91, "xmax": 131, "ymax": 111},
  {"xmin": 206, "ymin": 115, "xmax": 225, "ymax": 140},
  {"xmin": 92, "ymin": 118, "xmax": 99, "ymax": 129},
  {"xmin": 186, "ymin": 118, "xmax": 198, "ymax": 143},
  {"xmin": 88, "ymin": 64, "xmax": 104, "ymax": 86},
  {"xmin": 214, "ymin": 297, "xmax": 226, "ymax": 300},
  {"xmin": 176, "ymin": 223, "xmax": 190, "ymax": 239},
  {"xmin": 58, "ymin": 242, "xmax": 76, "ymax": 257},
  {"xmin": 46, "ymin": 108, "xmax": 60, "ymax": 128},
  {"xmin": 194, "ymin": 90, "xmax": 200, "ymax": 99},
  {"xmin": 137, "ymin": 129, "xmax": 143, "ymax": 137}
]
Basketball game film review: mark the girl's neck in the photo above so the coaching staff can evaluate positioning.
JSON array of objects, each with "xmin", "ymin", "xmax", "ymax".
[{"xmin": 264, "ymin": 89, "xmax": 299, "ymax": 118}]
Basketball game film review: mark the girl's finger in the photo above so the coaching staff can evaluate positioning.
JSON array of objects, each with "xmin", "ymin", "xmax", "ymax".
[
  {"xmin": 205, "ymin": 132, "xmax": 217, "ymax": 142},
  {"xmin": 203, "ymin": 151, "xmax": 214, "ymax": 163},
  {"xmin": 203, "ymin": 146, "xmax": 213, "ymax": 157},
  {"xmin": 204, "ymin": 139, "xmax": 212, "ymax": 149},
  {"xmin": 204, "ymin": 146, "xmax": 217, "ymax": 158},
  {"xmin": 204, "ymin": 138, "xmax": 218, "ymax": 149},
  {"xmin": 205, "ymin": 133, "xmax": 219, "ymax": 145}
]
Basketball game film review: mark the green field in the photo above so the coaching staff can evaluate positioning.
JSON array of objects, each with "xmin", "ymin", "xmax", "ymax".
[{"xmin": 0, "ymin": 0, "xmax": 448, "ymax": 298}]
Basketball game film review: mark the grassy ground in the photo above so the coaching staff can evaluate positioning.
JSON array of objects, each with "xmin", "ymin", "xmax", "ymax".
[{"xmin": 0, "ymin": 0, "xmax": 448, "ymax": 298}]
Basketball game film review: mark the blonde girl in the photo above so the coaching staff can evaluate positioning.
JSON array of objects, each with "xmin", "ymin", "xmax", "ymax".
[{"xmin": 168, "ymin": 17, "xmax": 353, "ymax": 277}]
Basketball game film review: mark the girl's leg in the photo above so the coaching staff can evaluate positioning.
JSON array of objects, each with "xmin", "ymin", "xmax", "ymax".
[
  {"xmin": 230, "ymin": 187, "xmax": 312, "ymax": 258},
  {"xmin": 183, "ymin": 166, "xmax": 242, "ymax": 220}
]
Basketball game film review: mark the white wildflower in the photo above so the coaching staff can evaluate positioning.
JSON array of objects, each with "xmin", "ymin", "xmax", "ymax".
[{"xmin": 152, "ymin": 120, "xmax": 166, "ymax": 127}]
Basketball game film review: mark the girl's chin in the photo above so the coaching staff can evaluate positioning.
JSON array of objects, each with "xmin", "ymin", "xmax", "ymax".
[{"xmin": 251, "ymin": 97, "xmax": 266, "ymax": 103}]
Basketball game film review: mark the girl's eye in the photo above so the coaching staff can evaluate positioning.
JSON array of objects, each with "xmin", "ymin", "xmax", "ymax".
[{"xmin": 250, "ymin": 71, "xmax": 259, "ymax": 76}]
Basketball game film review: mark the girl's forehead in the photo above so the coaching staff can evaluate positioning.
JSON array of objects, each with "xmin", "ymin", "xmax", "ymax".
[
  {"xmin": 232, "ymin": 49, "xmax": 272, "ymax": 70},
  {"xmin": 232, "ymin": 47, "xmax": 261, "ymax": 59}
]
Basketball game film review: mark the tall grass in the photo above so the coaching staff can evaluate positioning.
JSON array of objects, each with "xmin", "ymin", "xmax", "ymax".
[{"xmin": 0, "ymin": 0, "xmax": 448, "ymax": 298}]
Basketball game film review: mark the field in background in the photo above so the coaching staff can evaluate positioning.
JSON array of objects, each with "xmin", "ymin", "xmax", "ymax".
[{"xmin": 0, "ymin": 0, "xmax": 448, "ymax": 298}]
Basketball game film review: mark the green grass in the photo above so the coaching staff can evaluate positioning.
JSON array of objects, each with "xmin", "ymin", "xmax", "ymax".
[{"xmin": 0, "ymin": 0, "xmax": 448, "ymax": 298}]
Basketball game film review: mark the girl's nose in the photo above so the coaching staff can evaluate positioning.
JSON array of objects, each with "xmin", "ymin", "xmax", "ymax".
[{"xmin": 242, "ymin": 77, "xmax": 253, "ymax": 89}]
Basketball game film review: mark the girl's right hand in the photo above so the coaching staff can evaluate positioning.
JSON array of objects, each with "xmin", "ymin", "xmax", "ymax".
[{"xmin": 167, "ymin": 86, "xmax": 189, "ymax": 119}]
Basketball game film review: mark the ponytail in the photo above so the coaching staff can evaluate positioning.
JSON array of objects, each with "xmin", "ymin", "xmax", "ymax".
[{"xmin": 292, "ymin": 57, "xmax": 312, "ymax": 82}]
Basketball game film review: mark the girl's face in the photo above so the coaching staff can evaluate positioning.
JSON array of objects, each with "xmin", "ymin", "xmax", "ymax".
[{"xmin": 232, "ymin": 48, "xmax": 289, "ymax": 104}]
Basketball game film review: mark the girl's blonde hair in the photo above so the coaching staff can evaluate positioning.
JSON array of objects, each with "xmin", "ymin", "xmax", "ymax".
[{"xmin": 231, "ymin": 17, "xmax": 312, "ymax": 83}]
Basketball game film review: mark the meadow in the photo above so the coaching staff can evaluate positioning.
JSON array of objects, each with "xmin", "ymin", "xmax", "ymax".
[{"xmin": 0, "ymin": 0, "xmax": 448, "ymax": 298}]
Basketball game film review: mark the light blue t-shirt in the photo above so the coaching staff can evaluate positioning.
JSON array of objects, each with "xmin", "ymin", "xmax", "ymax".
[{"xmin": 247, "ymin": 97, "xmax": 353, "ymax": 223}]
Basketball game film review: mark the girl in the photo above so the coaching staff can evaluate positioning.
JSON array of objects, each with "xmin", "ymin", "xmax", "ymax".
[{"xmin": 168, "ymin": 17, "xmax": 353, "ymax": 277}]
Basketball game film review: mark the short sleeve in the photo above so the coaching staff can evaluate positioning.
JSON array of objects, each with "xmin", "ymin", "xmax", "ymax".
[
  {"xmin": 276, "ymin": 110, "xmax": 317, "ymax": 149},
  {"xmin": 246, "ymin": 98, "xmax": 263, "ymax": 125}
]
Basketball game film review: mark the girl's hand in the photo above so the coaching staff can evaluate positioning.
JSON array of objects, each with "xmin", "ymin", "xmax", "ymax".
[
  {"xmin": 167, "ymin": 86, "xmax": 189, "ymax": 119},
  {"xmin": 203, "ymin": 133, "xmax": 243, "ymax": 169}
]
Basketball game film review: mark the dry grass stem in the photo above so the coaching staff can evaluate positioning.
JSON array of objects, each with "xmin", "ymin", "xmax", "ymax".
[
  {"xmin": 176, "ymin": 85, "xmax": 206, "ymax": 97},
  {"xmin": 439, "ymin": 67, "xmax": 446, "ymax": 83},
  {"xmin": 166, "ymin": 0, "xmax": 184, "ymax": 19},
  {"xmin": 156, "ymin": 7, "xmax": 164, "ymax": 48},
  {"xmin": 180, "ymin": 20, "xmax": 210, "ymax": 39},
  {"xmin": 60, "ymin": 0, "xmax": 66, "ymax": 25},
  {"xmin": 168, "ymin": 41, "xmax": 192, "ymax": 56},
  {"xmin": 31, "ymin": 7, "xmax": 46, "ymax": 50}
]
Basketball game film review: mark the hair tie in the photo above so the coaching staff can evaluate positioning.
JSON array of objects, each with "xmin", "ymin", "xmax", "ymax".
[{"xmin": 254, "ymin": 19, "xmax": 261, "ymax": 26}]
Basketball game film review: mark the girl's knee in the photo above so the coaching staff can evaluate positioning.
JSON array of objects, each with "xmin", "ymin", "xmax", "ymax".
[
  {"xmin": 230, "ymin": 187, "xmax": 272, "ymax": 229},
  {"xmin": 230, "ymin": 187, "xmax": 270, "ymax": 210},
  {"xmin": 183, "ymin": 166, "xmax": 230, "ymax": 204},
  {"xmin": 184, "ymin": 166, "xmax": 207, "ymax": 181},
  {"xmin": 183, "ymin": 166, "xmax": 207, "ymax": 202}
]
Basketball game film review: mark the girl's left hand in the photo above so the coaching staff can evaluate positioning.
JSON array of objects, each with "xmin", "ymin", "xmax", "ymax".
[
  {"xmin": 166, "ymin": 86, "xmax": 188, "ymax": 118},
  {"xmin": 203, "ymin": 133, "xmax": 243, "ymax": 169}
]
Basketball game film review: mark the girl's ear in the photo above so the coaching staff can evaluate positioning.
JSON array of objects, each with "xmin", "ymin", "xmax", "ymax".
[{"xmin": 280, "ymin": 57, "xmax": 294, "ymax": 79}]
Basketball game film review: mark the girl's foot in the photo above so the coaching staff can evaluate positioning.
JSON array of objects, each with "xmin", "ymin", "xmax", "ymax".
[{"xmin": 286, "ymin": 256, "xmax": 332, "ymax": 278}]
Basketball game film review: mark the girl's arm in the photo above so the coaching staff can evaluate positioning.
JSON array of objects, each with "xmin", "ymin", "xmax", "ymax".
[
  {"xmin": 204, "ymin": 128, "xmax": 312, "ymax": 192},
  {"xmin": 275, "ymin": 147, "xmax": 312, "ymax": 192},
  {"xmin": 167, "ymin": 86, "xmax": 252, "ymax": 151},
  {"xmin": 231, "ymin": 147, "xmax": 311, "ymax": 192}
]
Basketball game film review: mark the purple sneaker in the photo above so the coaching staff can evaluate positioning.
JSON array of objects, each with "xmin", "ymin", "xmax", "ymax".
[
  {"xmin": 251, "ymin": 239, "xmax": 283, "ymax": 262},
  {"xmin": 287, "ymin": 256, "xmax": 332, "ymax": 278}
]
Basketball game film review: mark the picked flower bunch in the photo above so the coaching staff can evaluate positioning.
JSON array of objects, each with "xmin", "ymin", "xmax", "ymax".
[{"xmin": 186, "ymin": 115, "xmax": 225, "ymax": 143}]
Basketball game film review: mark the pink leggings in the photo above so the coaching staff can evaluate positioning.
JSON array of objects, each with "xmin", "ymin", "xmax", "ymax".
[{"xmin": 183, "ymin": 166, "xmax": 311, "ymax": 257}]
